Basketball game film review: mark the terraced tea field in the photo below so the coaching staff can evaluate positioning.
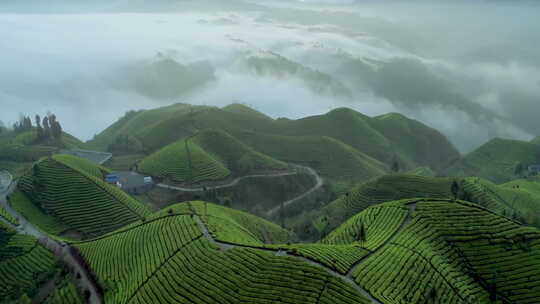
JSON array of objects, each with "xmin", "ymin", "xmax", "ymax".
[
  {"xmin": 324, "ymin": 199, "xmax": 540, "ymax": 304},
  {"xmin": 44, "ymin": 278, "xmax": 84, "ymax": 304},
  {"xmin": 0, "ymin": 221, "xmax": 57, "ymax": 302},
  {"xmin": 139, "ymin": 138, "xmax": 230, "ymax": 183},
  {"xmin": 18, "ymin": 155, "xmax": 150, "ymax": 237},
  {"xmin": 74, "ymin": 202, "xmax": 373, "ymax": 304}
]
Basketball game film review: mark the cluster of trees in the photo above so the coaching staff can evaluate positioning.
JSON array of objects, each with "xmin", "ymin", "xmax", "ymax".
[{"xmin": 12, "ymin": 113, "xmax": 63, "ymax": 143}]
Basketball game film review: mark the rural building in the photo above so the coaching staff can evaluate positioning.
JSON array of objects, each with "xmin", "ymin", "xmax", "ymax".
[
  {"xmin": 528, "ymin": 165, "xmax": 540, "ymax": 174},
  {"xmin": 107, "ymin": 171, "xmax": 154, "ymax": 195}
]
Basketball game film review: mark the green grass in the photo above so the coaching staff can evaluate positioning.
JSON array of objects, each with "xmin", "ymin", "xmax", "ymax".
[
  {"xmin": 18, "ymin": 155, "xmax": 151, "ymax": 238},
  {"xmin": 74, "ymin": 202, "xmax": 371, "ymax": 304},
  {"xmin": 139, "ymin": 138, "xmax": 230, "ymax": 183},
  {"xmin": 10, "ymin": 190, "xmax": 68, "ymax": 235},
  {"xmin": 0, "ymin": 222, "xmax": 57, "ymax": 302}
]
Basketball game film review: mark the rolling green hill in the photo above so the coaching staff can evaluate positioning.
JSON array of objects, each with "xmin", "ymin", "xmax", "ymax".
[
  {"xmin": 323, "ymin": 199, "xmax": 540, "ymax": 303},
  {"xmin": 74, "ymin": 201, "xmax": 370, "ymax": 304},
  {"xmin": 139, "ymin": 130, "xmax": 288, "ymax": 183},
  {"xmin": 87, "ymin": 103, "xmax": 211, "ymax": 151},
  {"xmin": 17, "ymin": 154, "xmax": 151, "ymax": 238},
  {"xmin": 139, "ymin": 138, "xmax": 231, "ymax": 183},
  {"xmin": 222, "ymin": 103, "xmax": 272, "ymax": 121},
  {"xmin": 274, "ymin": 109, "xmax": 459, "ymax": 170},
  {"xmin": 237, "ymin": 132, "xmax": 387, "ymax": 191},
  {"xmin": 444, "ymin": 137, "xmax": 540, "ymax": 183},
  {"xmin": 191, "ymin": 129, "xmax": 288, "ymax": 174},
  {"xmin": 0, "ymin": 129, "xmax": 84, "ymax": 164},
  {"xmin": 71, "ymin": 200, "xmax": 540, "ymax": 304},
  {"xmin": 12, "ymin": 129, "xmax": 83, "ymax": 149},
  {"xmin": 292, "ymin": 174, "xmax": 540, "ymax": 240},
  {"xmin": 88, "ymin": 103, "xmax": 459, "ymax": 186}
]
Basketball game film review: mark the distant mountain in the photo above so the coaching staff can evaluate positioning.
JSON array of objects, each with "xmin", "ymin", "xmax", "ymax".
[
  {"xmin": 243, "ymin": 51, "xmax": 353, "ymax": 98},
  {"xmin": 88, "ymin": 103, "xmax": 459, "ymax": 190},
  {"xmin": 120, "ymin": 55, "xmax": 215, "ymax": 99},
  {"xmin": 443, "ymin": 137, "xmax": 540, "ymax": 183}
]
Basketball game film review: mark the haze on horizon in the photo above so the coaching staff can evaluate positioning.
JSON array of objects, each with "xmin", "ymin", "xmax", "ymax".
[{"xmin": 1, "ymin": 0, "xmax": 539, "ymax": 152}]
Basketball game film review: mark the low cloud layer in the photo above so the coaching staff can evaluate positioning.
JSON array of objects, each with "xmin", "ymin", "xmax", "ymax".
[{"xmin": 1, "ymin": 0, "xmax": 539, "ymax": 152}]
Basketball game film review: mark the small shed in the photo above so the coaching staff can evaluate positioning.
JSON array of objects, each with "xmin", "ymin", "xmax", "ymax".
[
  {"xmin": 105, "ymin": 174, "xmax": 120, "ymax": 184},
  {"xmin": 107, "ymin": 171, "xmax": 154, "ymax": 195}
]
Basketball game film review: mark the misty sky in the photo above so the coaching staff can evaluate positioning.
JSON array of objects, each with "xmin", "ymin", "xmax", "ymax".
[{"xmin": 1, "ymin": 0, "xmax": 539, "ymax": 152}]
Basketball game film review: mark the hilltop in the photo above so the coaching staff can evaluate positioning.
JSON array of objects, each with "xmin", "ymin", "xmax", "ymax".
[
  {"xmin": 443, "ymin": 137, "xmax": 540, "ymax": 183},
  {"xmin": 139, "ymin": 129, "xmax": 287, "ymax": 184},
  {"xmin": 88, "ymin": 103, "xmax": 459, "ymax": 190}
]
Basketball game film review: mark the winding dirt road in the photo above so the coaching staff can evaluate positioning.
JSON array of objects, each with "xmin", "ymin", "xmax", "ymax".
[
  {"xmin": 157, "ymin": 164, "xmax": 324, "ymax": 217},
  {"xmin": 0, "ymin": 172, "xmax": 103, "ymax": 304}
]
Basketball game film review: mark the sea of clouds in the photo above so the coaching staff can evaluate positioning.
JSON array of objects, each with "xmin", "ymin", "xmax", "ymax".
[{"xmin": 1, "ymin": 0, "xmax": 539, "ymax": 152}]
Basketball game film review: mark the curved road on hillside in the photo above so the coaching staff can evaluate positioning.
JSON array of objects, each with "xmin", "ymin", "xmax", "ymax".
[
  {"xmin": 0, "ymin": 172, "xmax": 103, "ymax": 304},
  {"xmin": 157, "ymin": 164, "xmax": 324, "ymax": 217}
]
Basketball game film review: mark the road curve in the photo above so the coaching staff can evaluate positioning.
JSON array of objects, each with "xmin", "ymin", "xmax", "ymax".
[
  {"xmin": 157, "ymin": 164, "xmax": 324, "ymax": 217},
  {"xmin": 266, "ymin": 165, "xmax": 324, "ymax": 217},
  {"xmin": 156, "ymin": 170, "xmax": 298, "ymax": 192},
  {"xmin": 0, "ymin": 172, "xmax": 103, "ymax": 304}
]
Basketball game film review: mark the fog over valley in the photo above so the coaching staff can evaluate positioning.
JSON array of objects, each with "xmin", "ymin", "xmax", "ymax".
[{"xmin": 1, "ymin": 0, "xmax": 539, "ymax": 152}]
